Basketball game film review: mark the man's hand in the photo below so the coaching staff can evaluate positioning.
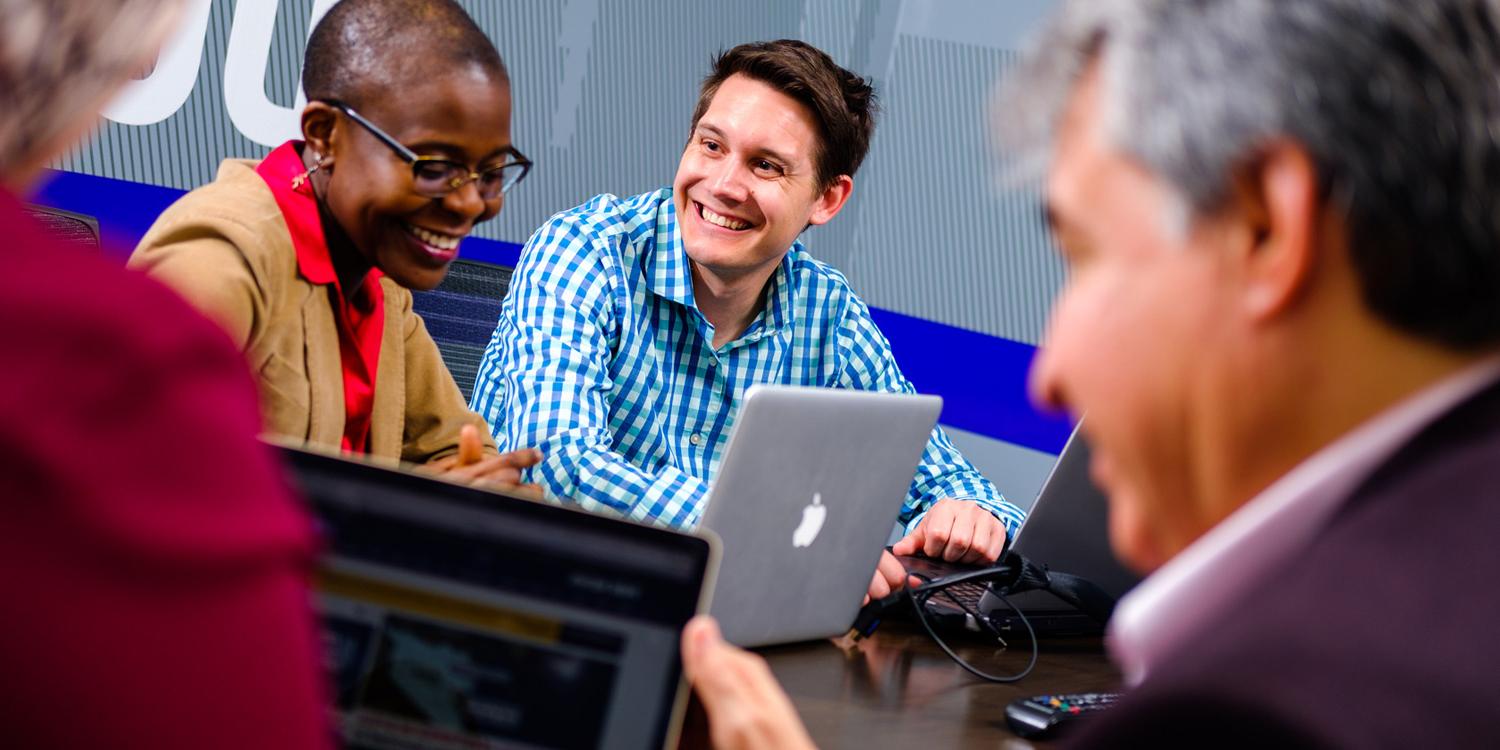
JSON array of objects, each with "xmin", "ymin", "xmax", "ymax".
[
  {"xmin": 425, "ymin": 425, "xmax": 546, "ymax": 500},
  {"xmin": 681, "ymin": 616, "xmax": 816, "ymax": 750},
  {"xmin": 891, "ymin": 498, "xmax": 1007, "ymax": 564},
  {"xmin": 864, "ymin": 549, "xmax": 919, "ymax": 605}
]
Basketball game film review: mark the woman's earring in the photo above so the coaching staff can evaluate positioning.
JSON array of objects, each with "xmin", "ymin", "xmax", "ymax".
[{"xmin": 291, "ymin": 152, "xmax": 324, "ymax": 189}]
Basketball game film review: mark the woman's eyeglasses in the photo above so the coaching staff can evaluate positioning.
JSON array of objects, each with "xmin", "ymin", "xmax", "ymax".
[{"xmin": 319, "ymin": 99, "xmax": 531, "ymax": 201}]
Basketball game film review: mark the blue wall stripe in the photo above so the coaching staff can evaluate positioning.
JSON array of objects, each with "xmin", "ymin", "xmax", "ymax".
[
  {"xmin": 459, "ymin": 237, "xmax": 523, "ymax": 268},
  {"xmin": 869, "ymin": 307, "xmax": 1074, "ymax": 454},
  {"xmin": 32, "ymin": 169, "xmax": 187, "ymax": 251},
  {"xmin": 29, "ymin": 168, "xmax": 1069, "ymax": 454}
]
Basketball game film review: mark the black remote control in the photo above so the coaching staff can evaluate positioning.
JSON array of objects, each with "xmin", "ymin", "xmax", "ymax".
[{"xmin": 1004, "ymin": 692, "xmax": 1120, "ymax": 740}]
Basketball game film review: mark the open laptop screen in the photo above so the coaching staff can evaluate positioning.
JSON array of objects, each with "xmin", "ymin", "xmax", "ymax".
[{"xmin": 279, "ymin": 446, "xmax": 716, "ymax": 750}]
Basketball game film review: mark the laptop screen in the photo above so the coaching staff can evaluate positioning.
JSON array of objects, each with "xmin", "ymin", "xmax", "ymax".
[{"xmin": 279, "ymin": 446, "xmax": 715, "ymax": 750}]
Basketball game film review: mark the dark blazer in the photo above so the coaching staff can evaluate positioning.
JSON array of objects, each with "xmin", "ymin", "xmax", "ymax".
[{"xmin": 1068, "ymin": 377, "xmax": 1500, "ymax": 748}]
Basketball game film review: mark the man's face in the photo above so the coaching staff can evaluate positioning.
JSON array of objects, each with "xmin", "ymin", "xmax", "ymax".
[
  {"xmin": 1029, "ymin": 71, "xmax": 1247, "ymax": 573},
  {"xmin": 673, "ymin": 74, "xmax": 846, "ymax": 284}
]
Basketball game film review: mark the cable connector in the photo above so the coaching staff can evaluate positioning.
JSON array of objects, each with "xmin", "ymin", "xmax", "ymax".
[{"xmin": 846, "ymin": 589, "xmax": 908, "ymax": 641}]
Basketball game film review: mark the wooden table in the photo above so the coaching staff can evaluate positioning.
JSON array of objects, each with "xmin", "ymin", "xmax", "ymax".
[{"xmin": 681, "ymin": 620, "xmax": 1120, "ymax": 749}]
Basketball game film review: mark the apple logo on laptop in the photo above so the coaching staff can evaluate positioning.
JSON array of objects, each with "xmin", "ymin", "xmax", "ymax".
[{"xmin": 792, "ymin": 493, "xmax": 827, "ymax": 548}]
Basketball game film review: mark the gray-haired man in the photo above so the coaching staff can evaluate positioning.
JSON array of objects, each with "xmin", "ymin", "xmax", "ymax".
[{"xmin": 680, "ymin": 1, "xmax": 1500, "ymax": 746}]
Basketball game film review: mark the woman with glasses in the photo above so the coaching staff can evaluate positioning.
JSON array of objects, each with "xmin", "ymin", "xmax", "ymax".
[{"xmin": 131, "ymin": 0, "xmax": 540, "ymax": 493}]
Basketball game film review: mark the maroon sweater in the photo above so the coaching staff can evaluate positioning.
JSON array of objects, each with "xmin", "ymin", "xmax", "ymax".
[{"xmin": 0, "ymin": 191, "xmax": 331, "ymax": 748}]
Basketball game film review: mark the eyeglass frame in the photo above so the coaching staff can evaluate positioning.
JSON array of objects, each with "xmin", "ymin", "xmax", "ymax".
[{"xmin": 316, "ymin": 98, "xmax": 532, "ymax": 200}]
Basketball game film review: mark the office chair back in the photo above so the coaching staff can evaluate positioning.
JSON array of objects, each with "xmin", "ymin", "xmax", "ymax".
[
  {"xmin": 25, "ymin": 204, "xmax": 101, "ymax": 250},
  {"xmin": 410, "ymin": 259, "xmax": 512, "ymax": 402}
]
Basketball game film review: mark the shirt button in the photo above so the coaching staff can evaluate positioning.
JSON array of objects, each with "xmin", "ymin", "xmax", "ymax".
[{"xmin": 689, "ymin": 433, "xmax": 702, "ymax": 446}]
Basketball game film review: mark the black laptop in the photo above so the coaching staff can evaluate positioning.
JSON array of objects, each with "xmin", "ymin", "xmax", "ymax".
[
  {"xmin": 900, "ymin": 425, "xmax": 1140, "ymax": 636},
  {"xmin": 278, "ymin": 445, "xmax": 717, "ymax": 750}
]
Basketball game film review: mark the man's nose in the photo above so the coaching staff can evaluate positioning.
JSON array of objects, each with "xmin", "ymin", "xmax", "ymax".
[
  {"xmin": 707, "ymin": 159, "xmax": 749, "ymax": 203},
  {"xmin": 1027, "ymin": 340, "xmax": 1070, "ymax": 415}
]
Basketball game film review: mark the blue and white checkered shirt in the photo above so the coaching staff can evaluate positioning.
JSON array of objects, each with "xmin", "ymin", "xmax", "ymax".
[{"xmin": 471, "ymin": 189, "xmax": 1025, "ymax": 536}]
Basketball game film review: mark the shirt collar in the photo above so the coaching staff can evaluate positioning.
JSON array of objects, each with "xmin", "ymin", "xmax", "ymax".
[
  {"xmin": 1107, "ymin": 355, "xmax": 1500, "ymax": 686},
  {"xmin": 645, "ymin": 190, "xmax": 797, "ymax": 341},
  {"xmin": 647, "ymin": 195, "xmax": 695, "ymax": 308},
  {"xmin": 255, "ymin": 140, "xmax": 382, "ymax": 309},
  {"xmin": 762, "ymin": 249, "xmax": 795, "ymax": 334}
]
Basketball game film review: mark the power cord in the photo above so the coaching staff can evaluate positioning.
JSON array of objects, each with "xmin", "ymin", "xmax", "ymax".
[
  {"xmin": 850, "ymin": 550, "xmax": 1115, "ymax": 684},
  {"xmin": 849, "ymin": 566, "xmax": 1039, "ymax": 683},
  {"xmin": 909, "ymin": 575, "xmax": 1038, "ymax": 683}
]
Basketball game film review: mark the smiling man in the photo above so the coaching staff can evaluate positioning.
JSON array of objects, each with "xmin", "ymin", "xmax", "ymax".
[
  {"xmin": 1012, "ymin": 2, "xmax": 1500, "ymax": 742},
  {"xmin": 473, "ymin": 40, "xmax": 1025, "ymax": 599},
  {"xmin": 678, "ymin": 1, "xmax": 1500, "ymax": 747}
]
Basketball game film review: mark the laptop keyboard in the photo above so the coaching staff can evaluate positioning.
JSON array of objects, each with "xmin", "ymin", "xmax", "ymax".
[{"xmin": 927, "ymin": 580, "xmax": 990, "ymax": 613}]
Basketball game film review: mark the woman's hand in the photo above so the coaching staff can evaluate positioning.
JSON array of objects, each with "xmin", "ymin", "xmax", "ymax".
[{"xmin": 425, "ymin": 424, "xmax": 546, "ymax": 500}]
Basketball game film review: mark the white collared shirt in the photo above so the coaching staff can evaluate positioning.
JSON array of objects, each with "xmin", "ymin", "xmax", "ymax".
[{"xmin": 1108, "ymin": 356, "xmax": 1500, "ymax": 686}]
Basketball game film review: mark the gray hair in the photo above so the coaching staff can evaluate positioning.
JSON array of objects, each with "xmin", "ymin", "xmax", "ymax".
[
  {"xmin": 0, "ymin": 0, "xmax": 185, "ymax": 175},
  {"xmin": 999, "ymin": 0, "xmax": 1500, "ymax": 349}
]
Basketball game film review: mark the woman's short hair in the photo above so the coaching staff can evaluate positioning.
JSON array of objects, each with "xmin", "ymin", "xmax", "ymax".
[{"xmin": 302, "ymin": 0, "xmax": 508, "ymax": 109}]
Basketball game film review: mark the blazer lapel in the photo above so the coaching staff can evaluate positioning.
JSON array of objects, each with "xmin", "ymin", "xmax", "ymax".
[
  {"xmin": 368, "ymin": 280, "xmax": 406, "ymax": 459},
  {"xmin": 303, "ymin": 288, "xmax": 344, "ymax": 446}
]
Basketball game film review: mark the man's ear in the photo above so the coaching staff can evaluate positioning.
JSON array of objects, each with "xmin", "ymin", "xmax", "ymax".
[
  {"xmin": 300, "ymin": 101, "xmax": 340, "ymax": 165},
  {"xmin": 807, "ymin": 174, "xmax": 854, "ymax": 227},
  {"xmin": 1234, "ymin": 141, "xmax": 1322, "ymax": 321}
]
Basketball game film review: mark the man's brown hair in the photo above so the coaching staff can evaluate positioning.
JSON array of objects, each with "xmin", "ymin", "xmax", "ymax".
[{"xmin": 690, "ymin": 39, "xmax": 878, "ymax": 188}]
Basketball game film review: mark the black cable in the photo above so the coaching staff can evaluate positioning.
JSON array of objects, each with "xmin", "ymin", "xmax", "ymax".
[
  {"xmin": 932, "ymin": 586, "xmax": 1008, "ymax": 648},
  {"xmin": 910, "ymin": 583, "xmax": 1038, "ymax": 683}
]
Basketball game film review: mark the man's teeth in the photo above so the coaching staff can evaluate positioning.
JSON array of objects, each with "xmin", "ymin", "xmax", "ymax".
[
  {"xmin": 406, "ymin": 225, "xmax": 462, "ymax": 250},
  {"xmin": 701, "ymin": 205, "xmax": 750, "ymax": 230}
]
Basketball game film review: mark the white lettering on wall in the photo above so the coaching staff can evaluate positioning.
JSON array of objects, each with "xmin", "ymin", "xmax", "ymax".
[
  {"xmin": 104, "ymin": 0, "xmax": 337, "ymax": 147},
  {"xmin": 103, "ymin": 0, "xmax": 213, "ymax": 125},
  {"xmin": 224, "ymin": 0, "xmax": 338, "ymax": 147}
]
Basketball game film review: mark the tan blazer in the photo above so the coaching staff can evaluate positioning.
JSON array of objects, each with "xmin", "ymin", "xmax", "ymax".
[{"xmin": 129, "ymin": 158, "xmax": 495, "ymax": 463}]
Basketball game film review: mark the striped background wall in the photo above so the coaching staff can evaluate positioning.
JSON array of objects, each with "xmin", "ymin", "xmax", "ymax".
[
  {"xmin": 48, "ymin": 0, "xmax": 1070, "ymax": 509},
  {"xmin": 807, "ymin": 40, "xmax": 1060, "ymax": 343}
]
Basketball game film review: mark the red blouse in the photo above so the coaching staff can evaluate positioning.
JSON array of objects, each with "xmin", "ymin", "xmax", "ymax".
[{"xmin": 256, "ymin": 141, "xmax": 386, "ymax": 453}]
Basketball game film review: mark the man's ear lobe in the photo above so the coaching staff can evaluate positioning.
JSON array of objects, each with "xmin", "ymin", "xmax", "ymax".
[
  {"xmin": 808, "ymin": 175, "xmax": 855, "ymax": 226},
  {"xmin": 300, "ymin": 102, "xmax": 339, "ymax": 161},
  {"xmin": 1241, "ymin": 141, "xmax": 1322, "ymax": 320}
]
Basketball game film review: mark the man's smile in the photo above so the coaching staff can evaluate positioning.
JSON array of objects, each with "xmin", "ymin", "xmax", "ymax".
[{"xmin": 695, "ymin": 201, "xmax": 753, "ymax": 231}]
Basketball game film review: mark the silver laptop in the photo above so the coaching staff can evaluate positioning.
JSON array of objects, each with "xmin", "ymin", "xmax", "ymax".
[{"xmin": 702, "ymin": 385, "xmax": 941, "ymax": 647}]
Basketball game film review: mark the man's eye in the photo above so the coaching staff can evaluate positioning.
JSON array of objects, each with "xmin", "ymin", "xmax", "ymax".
[
  {"xmin": 1058, "ymin": 243, "xmax": 1092, "ymax": 274},
  {"xmin": 754, "ymin": 159, "xmax": 782, "ymax": 175},
  {"xmin": 702, "ymin": 139, "xmax": 721, "ymax": 153}
]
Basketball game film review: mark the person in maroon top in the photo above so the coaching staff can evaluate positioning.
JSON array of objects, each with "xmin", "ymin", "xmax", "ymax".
[{"xmin": 0, "ymin": 0, "xmax": 329, "ymax": 746}]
